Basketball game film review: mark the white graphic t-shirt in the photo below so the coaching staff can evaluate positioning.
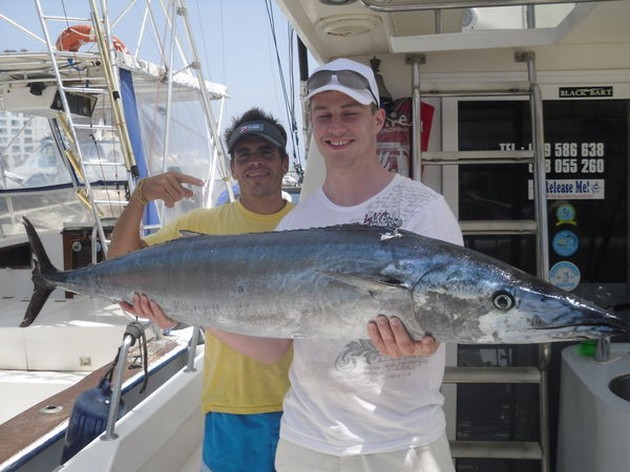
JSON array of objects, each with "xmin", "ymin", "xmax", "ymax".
[{"xmin": 277, "ymin": 174, "xmax": 464, "ymax": 455}]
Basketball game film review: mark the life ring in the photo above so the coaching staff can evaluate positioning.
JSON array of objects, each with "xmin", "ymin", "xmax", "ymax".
[{"xmin": 55, "ymin": 24, "xmax": 128, "ymax": 53}]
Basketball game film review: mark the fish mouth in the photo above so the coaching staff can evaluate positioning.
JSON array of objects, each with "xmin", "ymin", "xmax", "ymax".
[{"xmin": 531, "ymin": 312, "xmax": 627, "ymax": 336}]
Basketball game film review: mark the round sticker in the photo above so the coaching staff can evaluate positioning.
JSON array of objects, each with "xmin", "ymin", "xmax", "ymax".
[
  {"xmin": 555, "ymin": 203, "xmax": 577, "ymax": 226},
  {"xmin": 549, "ymin": 261, "xmax": 581, "ymax": 291},
  {"xmin": 552, "ymin": 230, "xmax": 579, "ymax": 257}
]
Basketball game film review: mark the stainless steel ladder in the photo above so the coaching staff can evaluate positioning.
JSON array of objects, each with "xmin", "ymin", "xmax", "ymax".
[
  {"xmin": 408, "ymin": 51, "xmax": 550, "ymax": 472},
  {"xmin": 34, "ymin": 0, "xmax": 135, "ymax": 259},
  {"xmin": 33, "ymin": 0, "xmax": 232, "ymax": 254}
]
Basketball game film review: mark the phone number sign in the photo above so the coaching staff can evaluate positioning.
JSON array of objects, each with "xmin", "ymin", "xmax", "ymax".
[{"xmin": 502, "ymin": 140, "xmax": 608, "ymax": 199}]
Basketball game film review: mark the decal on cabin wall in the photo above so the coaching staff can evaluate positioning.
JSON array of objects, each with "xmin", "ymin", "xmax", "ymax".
[
  {"xmin": 377, "ymin": 98, "xmax": 435, "ymax": 177},
  {"xmin": 458, "ymin": 99, "xmax": 628, "ymax": 286}
]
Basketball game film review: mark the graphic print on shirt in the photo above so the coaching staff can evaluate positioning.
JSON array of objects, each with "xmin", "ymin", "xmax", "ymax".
[
  {"xmin": 362, "ymin": 211, "xmax": 402, "ymax": 229},
  {"xmin": 333, "ymin": 208, "xmax": 427, "ymax": 381},
  {"xmin": 335, "ymin": 339, "xmax": 429, "ymax": 381}
]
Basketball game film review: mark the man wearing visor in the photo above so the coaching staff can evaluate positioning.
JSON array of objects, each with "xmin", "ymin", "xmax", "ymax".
[{"xmin": 108, "ymin": 107, "xmax": 294, "ymax": 472}]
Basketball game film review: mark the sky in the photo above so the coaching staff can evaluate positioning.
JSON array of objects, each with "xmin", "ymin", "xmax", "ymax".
[
  {"xmin": 188, "ymin": 1, "xmax": 305, "ymax": 146},
  {"xmin": 0, "ymin": 0, "xmax": 310, "ymax": 168}
]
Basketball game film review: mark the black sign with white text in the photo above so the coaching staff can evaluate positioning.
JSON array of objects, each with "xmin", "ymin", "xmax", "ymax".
[
  {"xmin": 458, "ymin": 99, "xmax": 628, "ymax": 285},
  {"xmin": 559, "ymin": 86, "xmax": 614, "ymax": 98}
]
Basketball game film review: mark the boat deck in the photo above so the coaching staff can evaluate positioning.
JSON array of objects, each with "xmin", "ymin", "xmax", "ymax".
[
  {"xmin": 0, "ymin": 296, "xmax": 132, "ymax": 373},
  {"xmin": 0, "ymin": 315, "xmax": 188, "ymax": 468}
]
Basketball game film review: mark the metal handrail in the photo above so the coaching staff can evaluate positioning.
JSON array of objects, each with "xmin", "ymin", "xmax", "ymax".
[
  {"xmin": 102, "ymin": 332, "xmax": 134, "ymax": 441},
  {"xmin": 360, "ymin": 0, "xmax": 619, "ymax": 12}
]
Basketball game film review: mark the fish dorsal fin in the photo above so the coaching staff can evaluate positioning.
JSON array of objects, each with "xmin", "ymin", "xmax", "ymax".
[{"xmin": 178, "ymin": 230, "xmax": 206, "ymax": 238}]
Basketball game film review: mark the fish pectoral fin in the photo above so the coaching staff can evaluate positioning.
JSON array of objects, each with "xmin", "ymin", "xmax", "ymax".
[{"xmin": 320, "ymin": 271, "xmax": 408, "ymax": 294}]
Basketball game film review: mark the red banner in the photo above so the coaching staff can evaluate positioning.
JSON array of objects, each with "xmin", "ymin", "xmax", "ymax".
[{"xmin": 377, "ymin": 98, "xmax": 435, "ymax": 177}]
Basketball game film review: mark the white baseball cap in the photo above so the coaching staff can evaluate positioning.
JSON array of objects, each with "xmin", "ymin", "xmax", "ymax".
[{"xmin": 306, "ymin": 58, "xmax": 379, "ymax": 107}]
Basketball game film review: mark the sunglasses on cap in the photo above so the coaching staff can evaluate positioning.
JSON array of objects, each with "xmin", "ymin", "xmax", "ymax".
[{"xmin": 307, "ymin": 69, "xmax": 378, "ymax": 105}]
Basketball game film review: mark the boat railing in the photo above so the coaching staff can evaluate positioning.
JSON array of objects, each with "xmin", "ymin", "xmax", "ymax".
[{"xmin": 102, "ymin": 321, "xmax": 201, "ymax": 441}]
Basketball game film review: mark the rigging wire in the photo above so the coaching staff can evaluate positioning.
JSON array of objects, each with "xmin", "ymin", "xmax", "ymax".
[
  {"xmin": 191, "ymin": 0, "xmax": 226, "ymax": 87},
  {"xmin": 263, "ymin": 0, "xmax": 304, "ymax": 183}
]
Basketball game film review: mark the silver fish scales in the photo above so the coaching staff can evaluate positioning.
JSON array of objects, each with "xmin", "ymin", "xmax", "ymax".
[{"xmin": 21, "ymin": 217, "xmax": 625, "ymax": 343}]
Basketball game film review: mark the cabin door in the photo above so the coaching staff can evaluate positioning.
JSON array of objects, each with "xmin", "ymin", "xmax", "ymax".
[{"xmin": 440, "ymin": 82, "xmax": 630, "ymax": 472}]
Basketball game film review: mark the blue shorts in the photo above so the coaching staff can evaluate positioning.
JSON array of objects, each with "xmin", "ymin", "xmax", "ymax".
[{"xmin": 201, "ymin": 411, "xmax": 282, "ymax": 472}]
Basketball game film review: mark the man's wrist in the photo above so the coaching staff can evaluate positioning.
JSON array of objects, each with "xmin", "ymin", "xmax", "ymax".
[{"xmin": 134, "ymin": 179, "xmax": 149, "ymax": 206}]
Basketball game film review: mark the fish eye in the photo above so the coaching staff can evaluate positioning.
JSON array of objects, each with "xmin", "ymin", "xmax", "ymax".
[{"xmin": 493, "ymin": 291, "xmax": 515, "ymax": 311}]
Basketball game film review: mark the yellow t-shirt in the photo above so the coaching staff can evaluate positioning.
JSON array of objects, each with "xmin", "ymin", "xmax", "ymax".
[{"xmin": 144, "ymin": 200, "xmax": 294, "ymax": 415}]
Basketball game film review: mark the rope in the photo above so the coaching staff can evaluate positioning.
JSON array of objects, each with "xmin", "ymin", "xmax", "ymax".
[
  {"xmin": 264, "ymin": 0, "xmax": 304, "ymax": 183},
  {"xmin": 103, "ymin": 321, "xmax": 150, "ymax": 394}
]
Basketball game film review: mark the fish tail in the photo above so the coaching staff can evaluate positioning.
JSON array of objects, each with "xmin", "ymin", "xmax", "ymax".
[{"xmin": 21, "ymin": 217, "xmax": 58, "ymax": 327}]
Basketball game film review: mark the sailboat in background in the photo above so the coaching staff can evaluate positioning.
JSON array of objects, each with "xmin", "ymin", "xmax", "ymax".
[{"xmin": 0, "ymin": 1, "xmax": 230, "ymax": 470}]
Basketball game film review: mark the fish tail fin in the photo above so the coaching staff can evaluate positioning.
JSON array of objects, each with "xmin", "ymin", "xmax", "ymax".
[{"xmin": 21, "ymin": 217, "xmax": 58, "ymax": 327}]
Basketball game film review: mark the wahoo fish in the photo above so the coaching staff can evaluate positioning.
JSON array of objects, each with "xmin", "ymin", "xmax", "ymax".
[{"xmin": 21, "ymin": 217, "xmax": 624, "ymax": 344}]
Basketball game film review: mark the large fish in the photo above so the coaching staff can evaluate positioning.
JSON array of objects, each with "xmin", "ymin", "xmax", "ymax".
[{"xmin": 21, "ymin": 217, "xmax": 624, "ymax": 344}]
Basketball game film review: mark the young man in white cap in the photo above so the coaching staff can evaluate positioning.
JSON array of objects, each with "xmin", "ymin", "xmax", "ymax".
[
  {"xmin": 108, "ymin": 107, "xmax": 294, "ymax": 472},
  {"xmin": 268, "ymin": 57, "xmax": 463, "ymax": 471}
]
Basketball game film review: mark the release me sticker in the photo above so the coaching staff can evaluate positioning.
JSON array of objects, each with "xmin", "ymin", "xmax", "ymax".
[{"xmin": 528, "ymin": 179, "xmax": 605, "ymax": 200}]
